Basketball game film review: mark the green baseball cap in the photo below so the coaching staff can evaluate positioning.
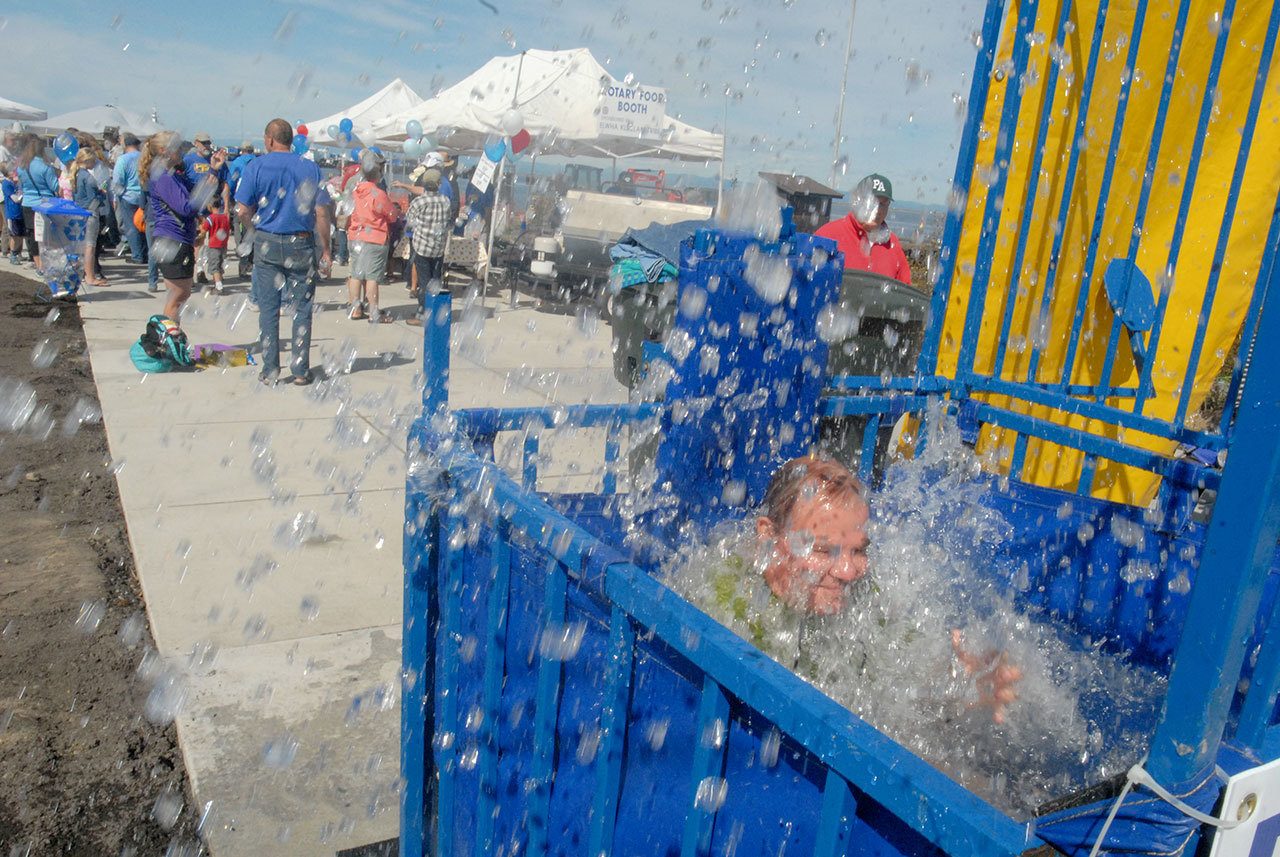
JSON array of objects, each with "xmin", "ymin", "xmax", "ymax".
[{"xmin": 862, "ymin": 173, "xmax": 893, "ymax": 200}]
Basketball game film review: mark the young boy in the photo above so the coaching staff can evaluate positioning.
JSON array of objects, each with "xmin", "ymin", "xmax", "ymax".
[
  {"xmin": 2, "ymin": 167, "xmax": 23, "ymax": 265},
  {"xmin": 202, "ymin": 197, "xmax": 231, "ymax": 295}
]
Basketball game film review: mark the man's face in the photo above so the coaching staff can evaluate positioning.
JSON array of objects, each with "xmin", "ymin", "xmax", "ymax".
[
  {"xmin": 760, "ymin": 491, "xmax": 870, "ymax": 616},
  {"xmin": 195, "ymin": 140, "xmax": 212, "ymax": 157}
]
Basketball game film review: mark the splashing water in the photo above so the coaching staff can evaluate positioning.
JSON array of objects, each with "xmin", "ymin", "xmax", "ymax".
[{"xmin": 665, "ymin": 415, "xmax": 1165, "ymax": 817}]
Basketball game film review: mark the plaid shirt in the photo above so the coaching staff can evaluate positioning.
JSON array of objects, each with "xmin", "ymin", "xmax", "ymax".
[{"xmin": 406, "ymin": 191, "xmax": 451, "ymax": 258}]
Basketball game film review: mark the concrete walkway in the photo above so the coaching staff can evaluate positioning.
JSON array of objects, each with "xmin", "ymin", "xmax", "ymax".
[{"xmin": 12, "ymin": 254, "xmax": 626, "ymax": 854}]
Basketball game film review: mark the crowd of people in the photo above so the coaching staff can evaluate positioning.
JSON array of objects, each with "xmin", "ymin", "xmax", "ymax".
[{"xmin": 0, "ymin": 119, "xmax": 467, "ymax": 385}]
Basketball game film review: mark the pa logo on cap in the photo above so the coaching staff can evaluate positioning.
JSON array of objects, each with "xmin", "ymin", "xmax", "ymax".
[{"xmin": 872, "ymin": 178, "xmax": 887, "ymax": 194}]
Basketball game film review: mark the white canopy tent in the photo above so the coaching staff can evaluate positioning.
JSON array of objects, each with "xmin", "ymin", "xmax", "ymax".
[
  {"xmin": 0, "ymin": 97, "xmax": 47, "ymax": 123},
  {"xmin": 305, "ymin": 78, "xmax": 425, "ymax": 147},
  {"xmin": 368, "ymin": 48, "xmax": 724, "ymax": 162},
  {"xmin": 28, "ymin": 104, "xmax": 164, "ymax": 138}
]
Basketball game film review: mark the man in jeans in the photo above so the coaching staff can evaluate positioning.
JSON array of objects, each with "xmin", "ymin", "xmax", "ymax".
[
  {"xmin": 111, "ymin": 134, "xmax": 147, "ymax": 263},
  {"xmin": 233, "ymin": 118, "xmax": 332, "ymax": 386}
]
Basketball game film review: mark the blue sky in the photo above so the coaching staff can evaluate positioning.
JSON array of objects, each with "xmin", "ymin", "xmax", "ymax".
[{"xmin": 2, "ymin": 0, "xmax": 983, "ymax": 203}]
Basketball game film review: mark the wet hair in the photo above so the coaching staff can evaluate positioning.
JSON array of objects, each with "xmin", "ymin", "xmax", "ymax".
[
  {"xmin": 265, "ymin": 118, "xmax": 293, "ymax": 148},
  {"xmin": 761, "ymin": 455, "xmax": 865, "ymax": 529},
  {"xmin": 138, "ymin": 131, "xmax": 181, "ymax": 189}
]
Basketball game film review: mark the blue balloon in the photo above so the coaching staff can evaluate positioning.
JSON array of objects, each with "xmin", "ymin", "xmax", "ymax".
[
  {"xmin": 369, "ymin": 146, "xmax": 383, "ymax": 156},
  {"xmin": 338, "ymin": 117, "xmax": 354, "ymax": 134},
  {"xmin": 292, "ymin": 134, "xmax": 310, "ymax": 155},
  {"xmin": 350, "ymin": 147, "xmax": 362, "ymax": 162},
  {"xmin": 327, "ymin": 124, "xmax": 340, "ymax": 139},
  {"xmin": 484, "ymin": 139, "xmax": 507, "ymax": 162},
  {"xmin": 53, "ymin": 132, "xmax": 79, "ymax": 165},
  {"xmin": 405, "ymin": 119, "xmax": 423, "ymax": 141},
  {"xmin": 402, "ymin": 139, "xmax": 422, "ymax": 158}
]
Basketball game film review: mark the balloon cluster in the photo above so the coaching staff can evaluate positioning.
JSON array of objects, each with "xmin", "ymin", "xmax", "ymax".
[
  {"xmin": 291, "ymin": 122, "xmax": 311, "ymax": 155},
  {"xmin": 324, "ymin": 117, "xmax": 356, "ymax": 148},
  {"xmin": 53, "ymin": 132, "xmax": 79, "ymax": 165},
  {"xmin": 481, "ymin": 108, "xmax": 532, "ymax": 164},
  {"xmin": 401, "ymin": 118, "xmax": 434, "ymax": 159}
]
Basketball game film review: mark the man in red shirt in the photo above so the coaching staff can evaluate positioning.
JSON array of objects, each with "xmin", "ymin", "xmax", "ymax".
[{"xmin": 815, "ymin": 173, "xmax": 912, "ymax": 285}]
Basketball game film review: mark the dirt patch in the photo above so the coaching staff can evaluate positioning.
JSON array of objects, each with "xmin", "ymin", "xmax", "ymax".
[{"xmin": 0, "ymin": 272, "xmax": 201, "ymax": 855}]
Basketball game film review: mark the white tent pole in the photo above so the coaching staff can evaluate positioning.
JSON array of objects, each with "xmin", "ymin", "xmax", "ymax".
[
  {"xmin": 830, "ymin": 0, "xmax": 858, "ymax": 187},
  {"xmin": 481, "ymin": 50, "xmax": 527, "ymax": 307}
]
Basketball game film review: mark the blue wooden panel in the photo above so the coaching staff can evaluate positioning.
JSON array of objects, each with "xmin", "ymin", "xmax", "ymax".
[
  {"xmin": 680, "ymin": 676, "xmax": 731, "ymax": 857},
  {"xmin": 814, "ymin": 769, "xmax": 858, "ymax": 857},
  {"xmin": 436, "ymin": 504, "xmax": 465, "ymax": 857},
  {"xmin": 527, "ymin": 559, "xmax": 569, "ymax": 857},
  {"xmin": 400, "ymin": 486, "xmax": 436, "ymax": 857},
  {"xmin": 475, "ymin": 529, "xmax": 512, "ymax": 856},
  {"xmin": 588, "ymin": 605, "xmax": 636, "ymax": 857}
]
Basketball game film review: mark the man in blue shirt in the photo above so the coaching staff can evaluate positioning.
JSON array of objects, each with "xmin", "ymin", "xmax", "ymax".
[
  {"xmin": 111, "ymin": 134, "xmax": 146, "ymax": 263},
  {"xmin": 183, "ymin": 132, "xmax": 230, "ymax": 212},
  {"xmin": 234, "ymin": 118, "xmax": 332, "ymax": 386}
]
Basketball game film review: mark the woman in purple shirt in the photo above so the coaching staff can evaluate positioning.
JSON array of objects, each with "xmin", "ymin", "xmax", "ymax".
[{"xmin": 139, "ymin": 132, "xmax": 225, "ymax": 324}]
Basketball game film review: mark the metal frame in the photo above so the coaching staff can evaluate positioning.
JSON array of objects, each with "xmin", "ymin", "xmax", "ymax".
[{"xmin": 403, "ymin": 1, "xmax": 1280, "ymax": 854}]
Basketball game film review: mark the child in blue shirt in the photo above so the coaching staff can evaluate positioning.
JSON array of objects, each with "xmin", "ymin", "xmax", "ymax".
[{"xmin": 2, "ymin": 170, "xmax": 23, "ymax": 264}]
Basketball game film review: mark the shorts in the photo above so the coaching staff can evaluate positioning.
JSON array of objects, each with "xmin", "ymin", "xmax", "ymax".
[
  {"xmin": 350, "ymin": 240, "xmax": 389, "ymax": 282},
  {"xmin": 157, "ymin": 243, "xmax": 196, "ymax": 281},
  {"xmin": 21, "ymin": 207, "xmax": 39, "ymax": 256},
  {"xmin": 6, "ymin": 217, "xmax": 24, "ymax": 238},
  {"xmin": 205, "ymin": 246, "xmax": 225, "ymax": 274}
]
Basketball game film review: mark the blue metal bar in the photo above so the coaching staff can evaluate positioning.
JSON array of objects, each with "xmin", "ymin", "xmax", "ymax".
[
  {"xmin": 813, "ymin": 769, "xmax": 858, "ymax": 857},
  {"xmin": 991, "ymin": 0, "xmax": 1077, "ymax": 380},
  {"xmin": 1093, "ymin": 323, "xmax": 1124, "ymax": 403},
  {"xmin": 1134, "ymin": 0, "xmax": 1237, "ymax": 415},
  {"xmin": 1075, "ymin": 454, "xmax": 1096, "ymax": 496},
  {"xmin": 1093, "ymin": 0, "xmax": 1192, "ymax": 401},
  {"xmin": 1056, "ymin": 0, "xmax": 1150, "ymax": 389},
  {"xmin": 825, "ymin": 375, "xmax": 949, "ymax": 393},
  {"xmin": 605, "ymin": 564, "xmax": 1035, "ymax": 855},
  {"xmin": 422, "ymin": 292, "xmax": 451, "ymax": 415},
  {"xmin": 399, "ymin": 488, "xmax": 437, "ymax": 857},
  {"xmin": 1010, "ymin": 430, "xmax": 1030, "ymax": 480},
  {"xmin": 859, "ymin": 413, "xmax": 881, "ymax": 481},
  {"xmin": 954, "ymin": 0, "xmax": 1043, "ymax": 379},
  {"xmin": 958, "ymin": 399, "xmax": 1221, "ymax": 492},
  {"xmin": 680, "ymin": 675, "xmax": 731, "ymax": 857},
  {"xmin": 475, "ymin": 527, "xmax": 512, "ymax": 857},
  {"xmin": 1233, "ymin": 578, "xmax": 1280, "ymax": 752},
  {"xmin": 1173, "ymin": 1, "xmax": 1280, "ymax": 427},
  {"xmin": 455, "ymin": 402, "xmax": 660, "ymax": 437},
  {"xmin": 819, "ymin": 395, "xmax": 933, "ymax": 419},
  {"xmin": 589, "ymin": 604, "xmax": 636, "ymax": 857},
  {"xmin": 1146, "ymin": 199, "xmax": 1280, "ymax": 788},
  {"xmin": 1024, "ymin": 0, "xmax": 1113, "ymax": 385},
  {"xmin": 523, "ymin": 432, "xmax": 539, "ymax": 491},
  {"xmin": 967, "ymin": 375, "xmax": 1227, "ymax": 450},
  {"xmin": 527, "ymin": 559, "xmax": 569, "ymax": 857},
  {"xmin": 1220, "ymin": 201, "xmax": 1280, "ymax": 437},
  {"xmin": 435, "ymin": 503, "xmax": 464, "ymax": 857},
  {"xmin": 917, "ymin": 0, "xmax": 1007, "ymax": 376},
  {"xmin": 603, "ymin": 429, "xmax": 620, "ymax": 495}
]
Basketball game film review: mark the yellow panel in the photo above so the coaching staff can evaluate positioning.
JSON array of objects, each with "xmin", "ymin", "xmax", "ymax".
[{"xmin": 934, "ymin": 0, "xmax": 1280, "ymax": 505}]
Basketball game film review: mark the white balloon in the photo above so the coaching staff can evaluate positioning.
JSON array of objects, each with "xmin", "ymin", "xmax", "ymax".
[{"xmin": 500, "ymin": 108, "xmax": 524, "ymax": 137}]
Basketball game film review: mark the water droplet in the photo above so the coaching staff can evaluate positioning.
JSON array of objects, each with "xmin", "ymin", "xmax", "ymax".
[
  {"xmin": 262, "ymin": 733, "xmax": 300, "ymax": 769},
  {"xmin": 74, "ymin": 600, "xmax": 105, "ymax": 635},
  {"xmin": 814, "ymin": 28, "xmax": 829, "ymax": 47}
]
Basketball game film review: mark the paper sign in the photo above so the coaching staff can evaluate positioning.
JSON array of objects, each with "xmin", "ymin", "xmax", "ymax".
[
  {"xmin": 470, "ymin": 155, "xmax": 498, "ymax": 195},
  {"xmin": 598, "ymin": 84, "xmax": 667, "ymax": 136},
  {"xmin": 1208, "ymin": 756, "xmax": 1280, "ymax": 856}
]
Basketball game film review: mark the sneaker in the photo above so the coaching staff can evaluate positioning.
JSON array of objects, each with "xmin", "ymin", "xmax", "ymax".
[
  {"xmin": 214, "ymin": 284, "xmax": 226, "ymax": 296},
  {"xmin": 195, "ymin": 270, "xmax": 208, "ymax": 285},
  {"xmin": 8, "ymin": 254, "xmax": 18, "ymax": 266}
]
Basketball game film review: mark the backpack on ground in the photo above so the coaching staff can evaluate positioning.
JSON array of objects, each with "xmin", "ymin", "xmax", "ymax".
[{"xmin": 130, "ymin": 314, "xmax": 194, "ymax": 373}]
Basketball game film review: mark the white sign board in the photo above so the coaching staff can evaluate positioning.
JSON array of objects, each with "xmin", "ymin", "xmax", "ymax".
[
  {"xmin": 470, "ymin": 155, "xmax": 498, "ymax": 195},
  {"xmin": 1209, "ymin": 756, "xmax": 1280, "ymax": 856},
  {"xmin": 598, "ymin": 84, "xmax": 667, "ymax": 137}
]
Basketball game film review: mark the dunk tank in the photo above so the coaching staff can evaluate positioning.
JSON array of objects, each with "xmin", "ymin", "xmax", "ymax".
[{"xmin": 401, "ymin": 1, "xmax": 1280, "ymax": 854}]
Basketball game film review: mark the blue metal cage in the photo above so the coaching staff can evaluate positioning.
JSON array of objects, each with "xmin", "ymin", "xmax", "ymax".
[{"xmin": 402, "ymin": 1, "xmax": 1280, "ymax": 854}]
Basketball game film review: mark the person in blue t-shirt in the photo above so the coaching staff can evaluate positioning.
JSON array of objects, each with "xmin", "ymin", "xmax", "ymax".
[
  {"xmin": 226, "ymin": 142, "xmax": 257, "ymax": 250},
  {"xmin": 234, "ymin": 118, "xmax": 332, "ymax": 387},
  {"xmin": 184, "ymin": 132, "xmax": 230, "ymax": 283},
  {"xmin": 15, "ymin": 134, "xmax": 60, "ymax": 272}
]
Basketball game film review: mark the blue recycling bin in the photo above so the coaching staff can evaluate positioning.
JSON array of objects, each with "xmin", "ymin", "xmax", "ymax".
[{"xmin": 34, "ymin": 198, "xmax": 92, "ymax": 299}]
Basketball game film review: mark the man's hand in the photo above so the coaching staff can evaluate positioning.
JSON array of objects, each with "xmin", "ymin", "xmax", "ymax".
[
  {"xmin": 210, "ymin": 150, "xmax": 228, "ymax": 170},
  {"xmin": 951, "ymin": 630, "xmax": 1022, "ymax": 725},
  {"xmin": 318, "ymin": 251, "xmax": 332, "ymax": 278}
]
